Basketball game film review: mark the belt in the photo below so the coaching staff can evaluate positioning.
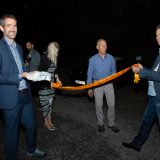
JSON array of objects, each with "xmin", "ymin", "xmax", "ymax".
[{"xmin": 18, "ymin": 88, "xmax": 28, "ymax": 93}]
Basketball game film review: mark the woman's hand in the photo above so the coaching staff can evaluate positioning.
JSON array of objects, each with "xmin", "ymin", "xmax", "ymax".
[{"xmin": 56, "ymin": 79, "xmax": 62, "ymax": 86}]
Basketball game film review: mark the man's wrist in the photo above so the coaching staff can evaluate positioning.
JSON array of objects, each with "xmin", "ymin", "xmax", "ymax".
[{"xmin": 19, "ymin": 74, "xmax": 22, "ymax": 80}]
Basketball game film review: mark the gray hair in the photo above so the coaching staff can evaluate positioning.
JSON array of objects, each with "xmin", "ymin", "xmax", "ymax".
[
  {"xmin": 0, "ymin": 14, "xmax": 17, "ymax": 26},
  {"xmin": 156, "ymin": 25, "xmax": 160, "ymax": 31}
]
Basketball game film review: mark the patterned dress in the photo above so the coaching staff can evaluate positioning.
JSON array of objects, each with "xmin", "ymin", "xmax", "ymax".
[{"xmin": 38, "ymin": 54, "xmax": 57, "ymax": 118}]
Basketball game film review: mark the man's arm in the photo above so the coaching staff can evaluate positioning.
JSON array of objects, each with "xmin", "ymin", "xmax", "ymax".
[
  {"xmin": 86, "ymin": 58, "xmax": 94, "ymax": 97},
  {"xmin": 140, "ymin": 68, "xmax": 160, "ymax": 82},
  {"xmin": 86, "ymin": 58, "xmax": 93, "ymax": 84},
  {"xmin": 132, "ymin": 63, "xmax": 160, "ymax": 82},
  {"xmin": 111, "ymin": 56, "xmax": 116, "ymax": 74}
]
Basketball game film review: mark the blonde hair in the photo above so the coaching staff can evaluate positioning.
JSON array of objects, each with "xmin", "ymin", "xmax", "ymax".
[{"xmin": 47, "ymin": 42, "xmax": 60, "ymax": 65}]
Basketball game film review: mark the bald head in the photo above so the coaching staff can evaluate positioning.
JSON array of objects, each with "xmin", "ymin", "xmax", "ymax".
[{"xmin": 96, "ymin": 39, "xmax": 107, "ymax": 54}]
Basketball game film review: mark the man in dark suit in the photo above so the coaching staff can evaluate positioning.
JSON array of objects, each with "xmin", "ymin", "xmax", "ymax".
[
  {"xmin": 122, "ymin": 25, "xmax": 160, "ymax": 152},
  {"xmin": 0, "ymin": 14, "xmax": 46, "ymax": 160}
]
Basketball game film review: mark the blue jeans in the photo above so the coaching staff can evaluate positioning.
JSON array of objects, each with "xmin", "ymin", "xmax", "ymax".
[{"xmin": 133, "ymin": 96, "xmax": 160, "ymax": 147}]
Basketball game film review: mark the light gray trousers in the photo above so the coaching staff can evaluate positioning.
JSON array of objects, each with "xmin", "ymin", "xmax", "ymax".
[{"xmin": 93, "ymin": 83, "xmax": 115, "ymax": 127}]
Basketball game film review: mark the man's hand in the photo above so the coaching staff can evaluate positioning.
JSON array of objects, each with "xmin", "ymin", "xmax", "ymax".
[
  {"xmin": 132, "ymin": 63, "xmax": 143, "ymax": 73},
  {"xmin": 21, "ymin": 72, "xmax": 29, "ymax": 78},
  {"xmin": 137, "ymin": 63, "xmax": 143, "ymax": 69},
  {"xmin": 88, "ymin": 89, "xmax": 93, "ymax": 97},
  {"xmin": 24, "ymin": 60, "xmax": 29, "ymax": 66}
]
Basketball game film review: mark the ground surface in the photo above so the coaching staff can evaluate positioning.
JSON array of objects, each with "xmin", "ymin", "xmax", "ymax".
[{"xmin": 0, "ymin": 70, "xmax": 160, "ymax": 160}]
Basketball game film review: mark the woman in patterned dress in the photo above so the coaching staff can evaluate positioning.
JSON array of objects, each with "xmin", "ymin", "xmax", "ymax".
[{"xmin": 38, "ymin": 42, "xmax": 62, "ymax": 130}]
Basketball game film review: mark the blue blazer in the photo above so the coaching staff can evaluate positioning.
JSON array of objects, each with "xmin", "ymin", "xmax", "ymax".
[
  {"xmin": 0, "ymin": 37, "xmax": 31, "ymax": 109},
  {"xmin": 140, "ymin": 53, "xmax": 160, "ymax": 97}
]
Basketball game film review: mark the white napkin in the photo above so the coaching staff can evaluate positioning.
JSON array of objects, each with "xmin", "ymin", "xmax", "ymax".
[{"xmin": 27, "ymin": 71, "xmax": 51, "ymax": 81}]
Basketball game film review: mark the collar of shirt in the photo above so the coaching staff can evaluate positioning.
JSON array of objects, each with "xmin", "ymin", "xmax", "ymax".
[
  {"xmin": 98, "ymin": 53, "xmax": 107, "ymax": 59},
  {"xmin": 4, "ymin": 36, "xmax": 16, "ymax": 48}
]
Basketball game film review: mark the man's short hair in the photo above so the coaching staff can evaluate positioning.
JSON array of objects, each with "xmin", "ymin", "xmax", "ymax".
[
  {"xmin": 0, "ymin": 14, "xmax": 17, "ymax": 26},
  {"xmin": 156, "ymin": 25, "xmax": 160, "ymax": 31}
]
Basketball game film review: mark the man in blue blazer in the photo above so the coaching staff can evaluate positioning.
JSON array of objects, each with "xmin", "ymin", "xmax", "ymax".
[
  {"xmin": 122, "ymin": 25, "xmax": 160, "ymax": 152},
  {"xmin": 0, "ymin": 14, "xmax": 45, "ymax": 160}
]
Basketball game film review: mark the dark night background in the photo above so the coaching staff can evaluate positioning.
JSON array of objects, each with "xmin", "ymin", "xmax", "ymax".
[
  {"xmin": 0, "ymin": 0, "xmax": 160, "ymax": 67},
  {"xmin": 1, "ymin": 2, "xmax": 160, "ymax": 159}
]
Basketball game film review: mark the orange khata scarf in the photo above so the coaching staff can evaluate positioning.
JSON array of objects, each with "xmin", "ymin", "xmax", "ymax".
[{"xmin": 51, "ymin": 64, "xmax": 140, "ymax": 90}]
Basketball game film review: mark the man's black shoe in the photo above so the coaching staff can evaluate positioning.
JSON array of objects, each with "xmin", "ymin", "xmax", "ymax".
[
  {"xmin": 108, "ymin": 126, "xmax": 120, "ymax": 133},
  {"xmin": 122, "ymin": 142, "xmax": 141, "ymax": 152},
  {"xmin": 98, "ymin": 125, "xmax": 105, "ymax": 132}
]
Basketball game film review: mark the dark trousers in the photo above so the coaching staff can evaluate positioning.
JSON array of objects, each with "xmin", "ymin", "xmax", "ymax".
[
  {"xmin": 2, "ymin": 90, "xmax": 37, "ymax": 160},
  {"xmin": 133, "ymin": 96, "xmax": 160, "ymax": 147}
]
